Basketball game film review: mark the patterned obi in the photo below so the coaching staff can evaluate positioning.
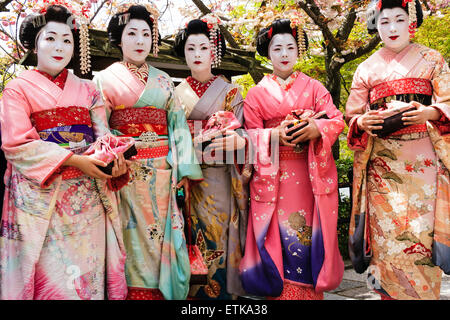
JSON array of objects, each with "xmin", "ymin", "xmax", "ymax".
[
  {"xmin": 31, "ymin": 106, "xmax": 94, "ymax": 150},
  {"xmin": 31, "ymin": 106, "xmax": 95, "ymax": 180},
  {"xmin": 110, "ymin": 106, "xmax": 169, "ymax": 160},
  {"xmin": 369, "ymin": 78, "xmax": 432, "ymax": 109},
  {"xmin": 369, "ymin": 78, "xmax": 432, "ymax": 136},
  {"xmin": 109, "ymin": 106, "xmax": 168, "ymax": 137},
  {"xmin": 264, "ymin": 116, "xmax": 308, "ymax": 160}
]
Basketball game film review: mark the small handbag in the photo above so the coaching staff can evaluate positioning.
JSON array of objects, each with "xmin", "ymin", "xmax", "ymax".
[
  {"xmin": 286, "ymin": 109, "xmax": 329, "ymax": 148},
  {"xmin": 176, "ymin": 187, "xmax": 208, "ymax": 285},
  {"xmin": 83, "ymin": 134, "xmax": 137, "ymax": 175},
  {"xmin": 198, "ymin": 111, "xmax": 242, "ymax": 150},
  {"xmin": 372, "ymin": 107, "xmax": 417, "ymax": 138}
]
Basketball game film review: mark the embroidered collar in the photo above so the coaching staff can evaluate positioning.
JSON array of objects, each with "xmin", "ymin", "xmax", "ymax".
[
  {"xmin": 121, "ymin": 61, "xmax": 149, "ymax": 85},
  {"xmin": 35, "ymin": 68, "xmax": 68, "ymax": 90},
  {"xmin": 186, "ymin": 75, "xmax": 219, "ymax": 98},
  {"xmin": 267, "ymin": 71, "xmax": 300, "ymax": 91}
]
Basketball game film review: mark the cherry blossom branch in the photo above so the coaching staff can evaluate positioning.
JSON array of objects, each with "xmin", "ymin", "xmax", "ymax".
[
  {"xmin": 89, "ymin": 0, "xmax": 111, "ymax": 24},
  {"xmin": 342, "ymin": 34, "xmax": 381, "ymax": 63},
  {"xmin": 336, "ymin": 0, "xmax": 359, "ymax": 42},
  {"xmin": 191, "ymin": 0, "xmax": 240, "ymax": 48},
  {"xmin": 298, "ymin": 0, "xmax": 341, "ymax": 51}
]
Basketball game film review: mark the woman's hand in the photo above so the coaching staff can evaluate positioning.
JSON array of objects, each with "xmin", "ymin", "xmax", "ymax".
[
  {"xmin": 402, "ymin": 101, "xmax": 441, "ymax": 125},
  {"xmin": 64, "ymin": 154, "xmax": 112, "ymax": 179},
  {"xmin": 208, "ymin": 129, "xmax": 246, "ymax": 152},
  {"xmin": 176, "ymin": 177, "xmax": 190, "ymax": 207},
  {"xmin": 111, "ymin": 153, "xmax": 132, "ymax": 178},
  {"xmin": 274, "ymin": 120, "xmax": 296, "ymax": 147},
  {"xmin": 356, "ymin": 110, "xmax": 384, "ymax": 137},
  {"xmin": 289, "ymin": 118, "xmax": 322, "ymax": 144}
]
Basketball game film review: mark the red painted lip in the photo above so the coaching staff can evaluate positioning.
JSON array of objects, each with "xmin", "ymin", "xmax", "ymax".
[
  {"xmin": 194, "ymin": 61, "xmax": 202, "ymax": 64},
  {"xmin": 389, "ymin": 36, "xmax": 399, "ymax": 40},
  {"xmin": 136, "ymin": 50, "xmax": 144, "ymax": 53},
  {"xmin": 53, "ymin": 56, "xmax": 63, "ymax": 61},
  {"xmin": 281, "ymin": 61, "xmax": 289, "ymax": 65}
]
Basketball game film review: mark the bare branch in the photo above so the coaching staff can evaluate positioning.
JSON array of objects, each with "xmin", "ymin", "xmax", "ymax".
[
  {"xmin": 89, "ymin": 0, "xmax": 111, "ymax": 24},
  {"xmin": 0, "ymin": 0, "xmax": 14, "ymax": 12},
  {"xmin": 336, "ymin": 0, "xmax": 358, "ymax": 42},
  {"xmin": 343, "ymin": 34, "xmax": 381, "ymax": 63},
  {"xmin": 298, "ymin": 0, "xmax": 341, "ymax": 51}
]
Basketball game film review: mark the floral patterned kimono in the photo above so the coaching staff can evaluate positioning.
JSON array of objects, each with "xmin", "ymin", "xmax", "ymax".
[
  {"xmin": 93, "ymin": 62, "xmax": 203, "ymax": 300},
  {"xmin": 175, "ymin": 75, "xmax": 250, "ymax": 299},
  {"xmin": 0, "ymin": 69, "xmax": 127, "ymax": 300},
  {"xmin": 346, "ymin": 43, "xmax": 450, "ymax": 300},
  {"xmin": 240, "ymin": 71, "xmax": 345, "ymax": 300}
]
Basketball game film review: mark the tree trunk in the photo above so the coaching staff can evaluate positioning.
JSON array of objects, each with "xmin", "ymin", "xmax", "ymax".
[{"xmin": 325, "ymin": 47, "xmax": 343, "ymax": 160}]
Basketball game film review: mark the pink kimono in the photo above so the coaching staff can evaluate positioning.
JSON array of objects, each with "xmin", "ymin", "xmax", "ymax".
[
  {"xmin": 0, "ymin": 70, "xmax": 127, "ymax": 300},
  {"xmin": 240, "ymin": 71, "xmax": 345, "ymax": 299},
  {"xmin": 346, "ymin": 43, "xmax": 450, "ymax": 300}
]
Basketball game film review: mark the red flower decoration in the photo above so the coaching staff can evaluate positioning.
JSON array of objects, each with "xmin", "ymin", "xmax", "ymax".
[
  {"xmin": 405, "ymin": 164, "xmax": 414, "ymax": 172},
  {"xmin": 377, "ymin": 0, "xmax": 382, "ymax": 10},
  {"xmin": 424, "ymin": 159, "xmax": 433, "ymax": 167},
  {"xmin": 402, "ymin": 0, "xmax": 413, "ymax": 6}
]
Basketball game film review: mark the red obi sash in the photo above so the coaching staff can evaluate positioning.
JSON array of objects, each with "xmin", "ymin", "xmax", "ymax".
[
  {"xmin": 369, "ymin": 78, "xmax": 432, "ymax": 136},
  {"xmin": 133, "ymin": 145, "xmax": 169, "ymax": 159},
  {"xmin": 263, "ymin": 116, "xmax": 308, "ymax": 160},
  {"xmin": 109, "ymin": 106, "xmax": 168, "ymax": 136},
  {"xmin": 31, "ymin": 106, "xmax": 92, "ymax": 131},
  {"xmin": 369, "ymin": 78, "xmax": 432, "ymax": 104}
]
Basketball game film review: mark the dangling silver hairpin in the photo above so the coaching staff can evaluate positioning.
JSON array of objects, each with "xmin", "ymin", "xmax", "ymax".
[
  {"xmin": 118, "ymin": 13, "xmax": 131, "ymax": 26},
  {"xmin": 32, "ymin": 15, "xmax": 46, "ymax": 28}
]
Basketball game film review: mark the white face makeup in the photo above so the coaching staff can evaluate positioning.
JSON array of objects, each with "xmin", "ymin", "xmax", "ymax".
[
  {"xmin": 120, "ymin": 19, "xmax": 152, "ymax": 66},
  {"xmin": 377, "ymin": 7, "xmax": 410, "ymax": 53},
  {"xmin": 184, "ymin": 33, "xmax": 213, "ymax": 76},
  {"xmin": 268, "ymin": 33, "xmax": 298, "ymax": 80},
  {"xmin": 35, "ymin": 21, "xmax": 74, "ymax": 77}
]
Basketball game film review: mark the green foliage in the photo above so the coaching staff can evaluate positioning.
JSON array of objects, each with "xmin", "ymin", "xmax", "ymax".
[
  {"xmin": 414, "ymin": 8, "xmax": 450, "ymax": 60},
  {"xmin": 338, "ymin": 195, "xmax": 352, "ymax": 260},
  {"xmin": 233, "ymin": 73, "xmax": 255, "ymax": 98}
]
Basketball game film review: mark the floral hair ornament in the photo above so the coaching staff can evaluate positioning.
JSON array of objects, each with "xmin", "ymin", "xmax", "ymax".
[
  {"xmin": 200, "ymin": 13, "xmax": 223, "ymax": 68},
  {"xmin": 265, "ymin": 10, "xmax": 307, "ymax": 60},
  {"xmin": 79, "ymin": 15, "xmax": 91, "ymax": 75},
  {"xmin": 404, "ymin": 0, "xmax": 418, "ymax": 40},
  {"xmin": 116, "ymin": 2, "xmax": 160, "ymax": 57},
  {"xmin": 290, "ymin": 16, "xmax": 306, "ymax": 60},
  {"xmin": 32, "ymin": 2, "xmax": 92, "ymax": 74}
]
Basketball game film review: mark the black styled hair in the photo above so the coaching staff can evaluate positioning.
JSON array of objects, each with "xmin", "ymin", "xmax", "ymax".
[
  {"xmin": 107, "ymin": 4, "xmax": 161, "ymax": 53},
  {"xmin": 367, "ymin": 0, "xmax": 423, "ymax": 34},
  {"xmin": 256, "ymin": 19, "xmax": 309, "ymax": 58},
  {"xmin": 19, "ymin": 5, "xmax": 79, "ymax": 51},
  {"xmin": 173, "ymin": 19, "xmax": 226, "ymax": 58}
]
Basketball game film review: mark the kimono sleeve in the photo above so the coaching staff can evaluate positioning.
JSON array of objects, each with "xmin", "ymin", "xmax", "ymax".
[
  {"xmin": 308, "ymin": 81, "xmax": 345, "ymax": 195},
  {"xmin": 166, "ymin": 84, "xmax": 203, "ymax": 182},
  {"xmin": 243, "ymin": 88, "xmax": 265, "ymax": 130},
  {"xmin": 85, "ymin": 80, "xmax": 110, "ymax": 138},
  {"xmin": 312, "ymin": 81, "xmax": 345, "ymax": 148},
  {"xmin": 429, "ymin": 52, "xmax": 450, "ymax": 134},
  {"xmin": 0, "ymin": 86, "xmax": 72, "ymax": 188},
  {"xmin": 345, "ymin": 66, "xmax": 371, "ymax": 150},
  {"xmin": 226, "ymin": 86, "xmax": 251, "ymax": 170},
  {"xmin": 85, "ymin": 80, "xmax": 130, "ymax": 191},
  {"xmin": 92, "ymin": 73, "xmax": 120, "ymax": 136}
]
